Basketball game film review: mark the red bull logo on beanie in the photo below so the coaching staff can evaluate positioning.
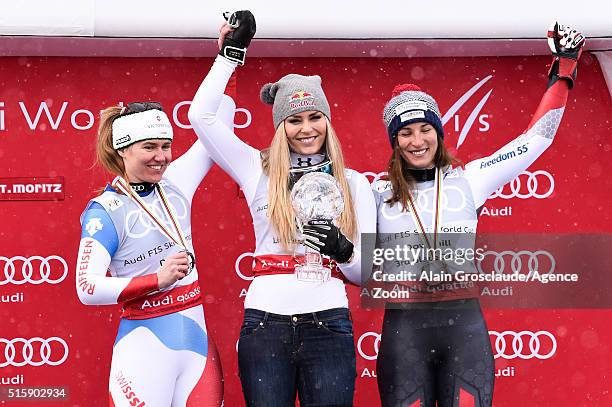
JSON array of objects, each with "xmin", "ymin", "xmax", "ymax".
[
  {"xmin": 291, "ymin": 91, "xmax": 312, "ymax": 99},
  {"xmin": 289, "ymin": 90, "xmax": 316, "ymax": 111}
]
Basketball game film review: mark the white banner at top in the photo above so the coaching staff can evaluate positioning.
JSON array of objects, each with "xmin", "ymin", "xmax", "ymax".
[
  {"xmin": 1, "ymin": 0, "xmax": 611, "ymax": 39},
  {"xmin": 0, "ymin": 0, "xmax": 94, "ymax": 36}
]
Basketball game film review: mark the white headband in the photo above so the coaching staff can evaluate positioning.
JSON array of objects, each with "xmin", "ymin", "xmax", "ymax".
[{"xmin": 111, "ymin": 109, "xmax": 174, "ymax": 150}]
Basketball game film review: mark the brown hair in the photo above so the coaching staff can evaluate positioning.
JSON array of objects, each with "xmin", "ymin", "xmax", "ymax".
[
  {"xmin": 385, "ymin": 136, "xmax": 460, "ymax": 211},
  {"xmin": 96, "ymin": 106, "xmax": 127, "ymax": 178},
  {"xmin": 261, "ymin": 117, "xmax": 357, "ymax": 250}
]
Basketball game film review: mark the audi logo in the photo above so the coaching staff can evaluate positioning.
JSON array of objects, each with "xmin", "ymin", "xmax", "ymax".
[
  {"xmin": 476, "ymin": 250, "xmax": 555, "ymax": 275},
  {"xmin": 125, "ymin": 192, "xmax": 188, "ymax": 238},
  {"xmin": 235, "ymin": 252, "xmax": 255, "ymax": 281},
  {"xmin": 0, "ymin": 256, "xmax": 68, "ymax": 285},
  {"xmin": 490, "ymin": 330, "xmax": 557, "ymax": 360},
  {"xmin": 0, "ymin": 337, "xmax": 69, "ymax": 367},
  {"xmin": 364, "ymin": 170, "xmax": 554, "ymax": 200},
  {"xmin": 357, "ymin": 330, "xmax": 556, "ymax": 360},
  {"xmin": 489, "ymin": 170, "xmax": 554, "ymax": 200},
  {"xmin": 381, "ymin": 185, "xmax": 468, "ymax": 220}
]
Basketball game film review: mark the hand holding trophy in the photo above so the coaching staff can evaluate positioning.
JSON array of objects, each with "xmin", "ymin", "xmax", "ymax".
[{"xmin": 291, "ymin": 172, "xmax": 347, "ymax": 282}]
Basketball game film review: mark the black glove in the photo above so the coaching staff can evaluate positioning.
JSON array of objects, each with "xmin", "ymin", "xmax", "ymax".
[
  {"xmin": 302, "ymin": 219, "xmax": 354, "ymax": 264},
  {"xmin": 219, "ymin": 10, "xmax": 256, "ymax": 65},
  {"xmin": 547, "ymin": 22, "xmax": 585, "ymax": 89}
]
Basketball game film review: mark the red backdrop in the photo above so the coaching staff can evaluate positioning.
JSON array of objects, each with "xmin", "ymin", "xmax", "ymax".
[{"xmin": 0, "ymin": 54, "xmax": 611, "ymax": 406}]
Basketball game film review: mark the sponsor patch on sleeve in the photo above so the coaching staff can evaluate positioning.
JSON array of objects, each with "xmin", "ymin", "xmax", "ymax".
[
  {"xmin": 374, "ymin": 179, "xmax": 391, "ymax": 193},
  {"xmin": 101, "ymin": 195, "xmax": 124, "ymax": 211},
  {"xmin": 85, "ymin": 218, "xmax": 104, "ymax": 236}
]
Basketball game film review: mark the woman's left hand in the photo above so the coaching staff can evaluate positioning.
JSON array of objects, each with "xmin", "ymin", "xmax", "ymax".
[
  {"xmin": 302, "ymin": 220, "xmax": 354, "ymax": 263},
  {"xmin": 217, "ymin": 10, "xmax": 256, "ymax": 65}
]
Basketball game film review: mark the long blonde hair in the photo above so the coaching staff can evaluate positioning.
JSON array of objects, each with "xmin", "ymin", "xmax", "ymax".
[
  {"xmin": 261, "ymin": 117, "xmax": 357, "ymax": 250},
  {"xmin": 96, "ymin": 106, "xmax": 127, "ymax": 179}
]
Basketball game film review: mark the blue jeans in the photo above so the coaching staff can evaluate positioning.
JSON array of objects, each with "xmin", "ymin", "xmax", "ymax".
[{"xmin": 238, "ymin": 308, "xmax": 356, "ymax": 407}]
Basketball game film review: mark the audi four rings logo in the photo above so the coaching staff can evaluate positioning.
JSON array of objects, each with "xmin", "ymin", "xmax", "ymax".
[
  {"xmin": 357, "ymin": 330, "xmax": 557, "ymax": 360},
  {"xmin": 490, "ymin": 170, "xmax": 554, "ymax": 199},
  {"xmin": 0, "ymin": 255, "xmax": 68, "ymax": 285},
  {"xmin": 476, "ymin": 250, "xmax": 555, "ymax": 275},
  {"xmin": 125, "ymin": 192, "xmax": 188, "ymax": 239},
  {"xmin": 235, "ymin": 252, "xmax": 255, "ymax": 281},
  {"xmin": 381, "ymin": 185, "xmax": 468, "ymax": 221},
  {"xmin": 0, "ymin": 337, "xmax": 69, "ymax": 367},
  {"xmin": 362, "ymin": 170, "xmax": 554, "ymax": 200},
  {"xmin": 490, "ymin": 331, "xmax": 557, "ymax": 360}
]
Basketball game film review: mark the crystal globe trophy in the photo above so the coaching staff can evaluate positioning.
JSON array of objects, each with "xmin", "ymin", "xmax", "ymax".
[{"xmin": 290, "ymin": 172, "xmax": 344, "ymax": 282}]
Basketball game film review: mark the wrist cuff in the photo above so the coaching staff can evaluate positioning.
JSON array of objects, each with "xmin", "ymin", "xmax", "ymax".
[{"xmin": 220, "ymin": 45, "xmax": 247, "ymax": 65}]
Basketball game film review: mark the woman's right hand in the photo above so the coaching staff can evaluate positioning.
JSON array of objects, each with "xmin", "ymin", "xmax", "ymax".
[{"xmin": 157, "ymin": 252, "xmax": 189, "ymax": 289}]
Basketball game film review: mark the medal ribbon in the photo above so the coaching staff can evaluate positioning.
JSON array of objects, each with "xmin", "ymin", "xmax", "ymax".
[
  {"xmin": 405, "ymin": 167, "xmax": 443, "ymax": 251},
  {"xmin": 112, "ymin": 176, "xmax": 189, "ymax": 250}
]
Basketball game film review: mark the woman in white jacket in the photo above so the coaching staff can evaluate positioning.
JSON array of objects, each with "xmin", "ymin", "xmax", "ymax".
[{"xmin": 188, "ymin": 11, "xmax": 376, "ymax": 407}]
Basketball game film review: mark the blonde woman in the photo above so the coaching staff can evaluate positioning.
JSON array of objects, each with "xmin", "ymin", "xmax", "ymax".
[
  {"xmin": 188, "ymin": 11, "xmax": 376, "ymax": 406},
  {"xmin": 76, "ymin": 100, "xmax": 234, "ymax": 406}
]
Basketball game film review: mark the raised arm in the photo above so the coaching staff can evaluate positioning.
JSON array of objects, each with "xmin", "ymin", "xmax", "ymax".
[
  {"xmin": 164, "ymin": 95, "xmax": 237, "ymax": 202},
  {"xmin": 187, "ymin": 11, "xmax": 261, "ymax": 202},
  {"xmin": 464, "ymin": 23, "xmax": 585, "ymax": 208}
]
